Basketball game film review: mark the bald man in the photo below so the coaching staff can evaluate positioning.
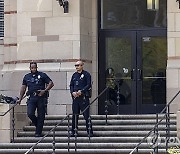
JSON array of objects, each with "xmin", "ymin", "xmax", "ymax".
[{"xmin": 70, "ymin": 60, "xmax": 93, "ymax": 137}]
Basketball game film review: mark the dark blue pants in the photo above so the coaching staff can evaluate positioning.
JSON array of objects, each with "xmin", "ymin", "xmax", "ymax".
[
  {"xmin": 27, "ymin": 97, "xmax": 46, "ymax": 135},
  {"xmin": 72, "ymin": 96, "xmax": 93, "ymax": 135}
]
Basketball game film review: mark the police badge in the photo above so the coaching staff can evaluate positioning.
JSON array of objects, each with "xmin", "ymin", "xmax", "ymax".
[{"xmin": 80, "ymin": 74, "xmax": 84, "ymax": 79}]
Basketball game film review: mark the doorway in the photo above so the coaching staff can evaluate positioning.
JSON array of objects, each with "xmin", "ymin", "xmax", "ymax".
[{"xmin": 98, "ymin": 29, "xmax": 167, "ymax": 114}]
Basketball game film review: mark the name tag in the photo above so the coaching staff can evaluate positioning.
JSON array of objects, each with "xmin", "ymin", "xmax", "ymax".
[{"xmin": 75, "ymin": 81, "xmax": 79, "ymax": 86}]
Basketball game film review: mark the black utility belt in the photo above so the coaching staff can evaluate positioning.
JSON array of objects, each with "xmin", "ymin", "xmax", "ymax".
[
  {"xmin": 30, "ymin": 92, "xmax": 39, "ymax": 97},
  {"xmin": 26, "ymin": 90, "xmax": 40, "ymax": 97},
  {"xmin": 27, "ymin": 90, "xmax": 49, "ymax": 97}
]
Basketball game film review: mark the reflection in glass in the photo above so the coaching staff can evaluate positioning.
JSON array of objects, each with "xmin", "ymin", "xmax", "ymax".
[
  {"xmin": 101, "ymin": 0, "xmax": 167, "ymax": 29},
  {"xmin": 147, "ymin": 0, "xmax": 159, "ymax": 10},
  {"xmin": 151, "ymin": 72, "xmax": 166, "ymax": 104},
  {"xmin": 142, "ymin": 37, "xmax": 167, "ymax": 104},
  {"xmin": 106, "ymin": 38, "xmax": 132, "ymax": 105}
]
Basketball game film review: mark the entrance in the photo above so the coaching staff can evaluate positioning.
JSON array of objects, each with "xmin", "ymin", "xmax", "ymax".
[{"xmin": 98, "ymin": 29, "xmax": 167, "ymax": 114}]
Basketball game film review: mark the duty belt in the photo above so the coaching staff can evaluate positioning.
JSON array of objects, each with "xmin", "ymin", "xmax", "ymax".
[
  {"xmin": 27, "ymin": 91, "xmax": 40, "ymax": 97},
  {"xmin": 27, "ymin": 90, "xmax": 49, "ymax": 98},
  {"xmin": 32, "ymin": 91, "xmax": 39, "ymax": 96}
]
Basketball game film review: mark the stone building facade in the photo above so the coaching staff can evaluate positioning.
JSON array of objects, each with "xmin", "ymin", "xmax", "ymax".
[{"xmin": 0, "ymin": 0, "xmax": 180, "ymax": 142}]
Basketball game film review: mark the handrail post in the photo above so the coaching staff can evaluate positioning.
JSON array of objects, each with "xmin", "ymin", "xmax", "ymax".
[
  {"xmin": 153, "ymin": 122, "xmax": 155, "ymax": 154},
  {"xmin": 88, "ymin": 116, "xmax": 91, "ymax": 142},
  {"xmin": 105, "ymin": 88, "xmax": 109, "ymax": 125},
  {"xmin": 52, "ymin": 128, "xmax": 56, "ymax": 154},
  {"xmin": 166, "ymin": 105, "xmax": 170, "ymax": 152},
  {"xmin": 74, "ymin": 114, "xmax": 77, "ymax": 152},
  {"xmin": 116, "ymin": 81, "xmax": 120, "ymax": 115},
  {"xmin": 154, "ymin": 113, "xmax": 159, "ymax": 154},
  {"xmin": 11, "ymin": 107, "xmax": 15, "ymax": 143},
  {"xmin": 67, "ymin": 114, "xmax": 70, "ymax": 153}
]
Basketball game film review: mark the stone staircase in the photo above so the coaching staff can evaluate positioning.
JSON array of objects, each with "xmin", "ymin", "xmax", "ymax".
[{"xmin": 0, "ymin": 114, "xmax": 178, "ymax": 154}]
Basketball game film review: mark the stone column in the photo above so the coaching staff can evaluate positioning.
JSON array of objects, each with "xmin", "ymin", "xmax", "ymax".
[
  {"xmin": 0, "ymin": 104, "xmax": 11, "ymax": 143},
  {"xmin": 167, "ymin": 0, "xmax": 180, "ymax": 137},
  {"xmin": 0, "ymin": 0, "xmax": 19, "ymax": 143},
  {"xmin": 79, "ymin": 0, "xmax": 98, "ymax": 114}
]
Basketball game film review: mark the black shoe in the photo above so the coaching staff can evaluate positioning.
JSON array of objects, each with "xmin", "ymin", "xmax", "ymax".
[{"xmin": 35, "ymin": 134, "xmax": 43, "ymax": 137}]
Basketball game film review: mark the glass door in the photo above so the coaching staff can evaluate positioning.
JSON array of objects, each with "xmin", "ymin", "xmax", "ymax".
[
  {"xmin": 137, "ymin": 30, "xmax": 167, "ymax": 113},
  {"xmin": 98, "ymin": 29, "xmax": 167, "ymax": 114},
  {"xmin": 98, "ymin": 30, "xmax": 137, "ymax": 114}
]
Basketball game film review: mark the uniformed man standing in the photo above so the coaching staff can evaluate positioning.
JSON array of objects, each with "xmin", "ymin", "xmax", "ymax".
[
  {"xmin": 18, "ymin": 62, "xmax": 54, "ymax": 137},
  {"xmin": 70, "ymin": 60, "xmax": 93, "ymax": 137}
]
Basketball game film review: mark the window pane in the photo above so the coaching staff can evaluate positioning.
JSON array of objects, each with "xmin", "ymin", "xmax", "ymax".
[
  {"xmin": 142, "ymin": 37, "xmax": 167, "ymax": 104},
  {"xmin": 101, "ymin": 0, "xmax": 167, "ymax": 29},
  {"xmin": 106, "ymin": 38, "xmax": 132, "ymax": 105}
]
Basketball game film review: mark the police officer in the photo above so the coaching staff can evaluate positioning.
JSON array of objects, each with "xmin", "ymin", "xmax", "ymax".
[
  {"xmin": 18, "ymin": 62, "xmax": 54, "ymax": 137},
  {"xmin": 70, "ymin": 60, "xmax": 93, "ymax": 137}
]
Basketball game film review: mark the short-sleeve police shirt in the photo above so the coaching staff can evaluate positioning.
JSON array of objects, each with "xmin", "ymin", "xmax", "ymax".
[
  {"xmin": 22, "ymin": 71, "xmax": 52, "ymax": 93},
  {"xmin": 70, "ymin": 70, "xmax": 91, "ymax": 94}
]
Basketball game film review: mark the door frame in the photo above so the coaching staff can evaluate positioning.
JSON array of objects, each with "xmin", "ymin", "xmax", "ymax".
[{"xmin": 98, "ymin": 29, "xmax": 167, "ymax": 114}]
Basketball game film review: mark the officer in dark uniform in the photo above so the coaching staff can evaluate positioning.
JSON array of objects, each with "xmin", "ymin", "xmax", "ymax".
[
  {"xmin": 18, "ymin": 62, "xmax": 54, "ymax": 137},
  {"xmin": 70, "ymin": 60, "xmax": 93, "ymax": 137}
]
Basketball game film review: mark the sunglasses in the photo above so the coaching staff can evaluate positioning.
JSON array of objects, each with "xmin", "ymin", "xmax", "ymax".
[{"xmin": 75, "ymin": 64, "xmax": 81, "ymax": 67}]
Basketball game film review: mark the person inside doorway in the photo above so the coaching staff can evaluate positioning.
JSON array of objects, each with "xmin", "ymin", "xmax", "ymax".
[
  {"xmin": 151, "ymin": 71, "xmax": 166, "ymax": 104},
  {"xmin": 106, "ymin": 68, "xmax": 126, "ymax": 105},
  {"xmin": 106, "ymin": 68, "xmax": 117, "ymax": 105}
]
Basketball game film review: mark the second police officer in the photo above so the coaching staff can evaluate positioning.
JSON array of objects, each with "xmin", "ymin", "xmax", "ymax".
[{"xmin": 70, "ymin": 60, "xmax": 93, "ymax": 137}]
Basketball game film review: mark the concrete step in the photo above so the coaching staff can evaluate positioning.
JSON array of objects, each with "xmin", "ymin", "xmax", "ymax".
[
  {"xmin": 13, "ymin": 136, "xmax": 175, "ymax": 143},
  {"xmin": 45, "ymin": 114, "xmax": 176, "ymax": 120},
  {"xmin": 13, "ymin": 136, "xmax": 149, "ymax": 143},
  {"xmin": 43, "ymin": 119, "xmax": 176, "ymax": 126},
  {"xmin": 17, "ymin": 130, "xmax": 177, "ymax": 137},
  {"xmin": 0, "ymin": 148, "xmax": 170, "ymax": 154},
  {"xmin": 23, "ymin": 125, "xmax": 177, "ymax": 131},
  {"xmin": 2, "ymin": 114, "xmax": 177, "ymax": 154},
  {"xmin": 0, "ymin": 142, "xmax": 179, "ymax": 149}
]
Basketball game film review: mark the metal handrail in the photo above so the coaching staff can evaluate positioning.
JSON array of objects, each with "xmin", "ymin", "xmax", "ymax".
[
  {"xmin": 0, "ymin": 102, "xmax": 19, "ymax": 143},
  {"xmin": 0, "ymin": 95, "xmax": 26, "ymax": 142},
  {"xmin": 129, "ymin": 90, "xmax": 180, "ymax": 154},
  {"xmin": 25, "ymin": 87, "xmax": 109, "ymax": 154},
  {"xmin": 0, "ymin": 94, "xmax": 27, "ymax": 116},
  {"xmin": 0, "ymin": 102, "xmax": 18, "ymax": 116},
  {"xmin": 0, "ymin": 102, "xmax": 18, "ymax": 142}
]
